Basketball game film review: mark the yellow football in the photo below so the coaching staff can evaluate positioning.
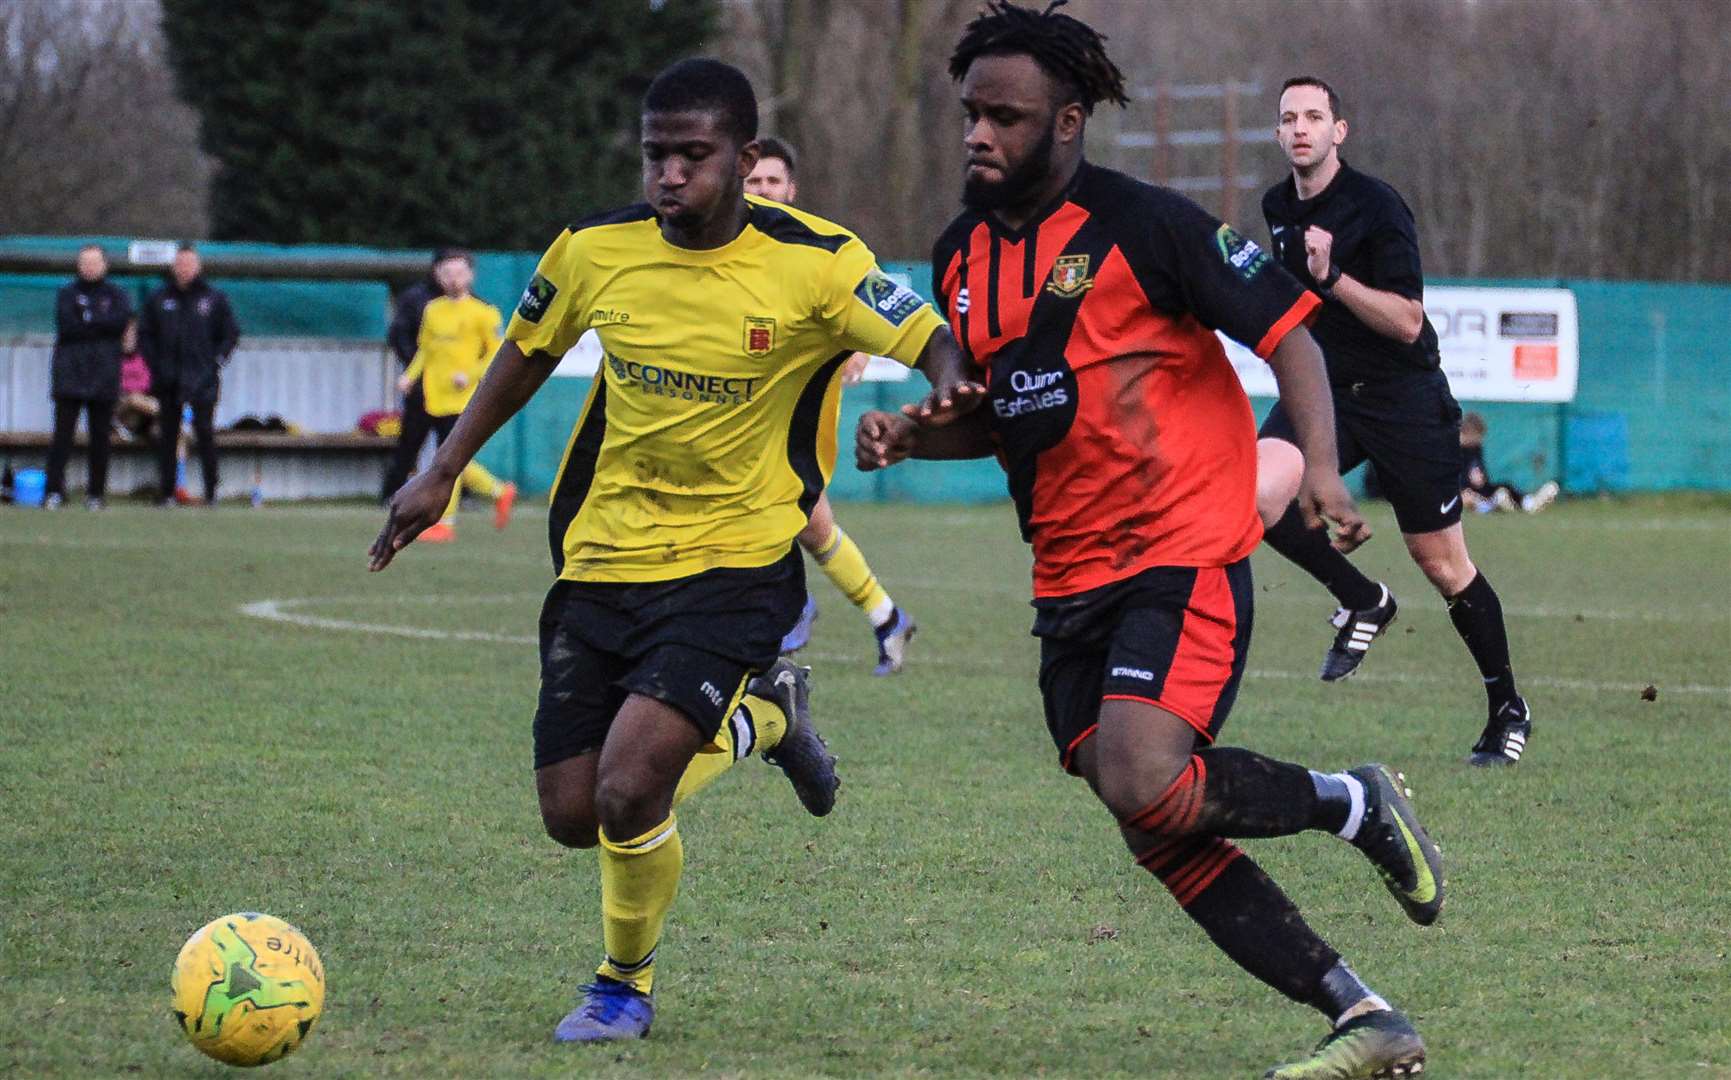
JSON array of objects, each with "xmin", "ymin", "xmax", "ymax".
[{"xmin": 170, "ymin": 913, "xmax": 325, "ymax": 1067}]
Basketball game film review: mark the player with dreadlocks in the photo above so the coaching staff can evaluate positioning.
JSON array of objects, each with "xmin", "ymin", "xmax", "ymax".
[{"xmin": 859, "ymin": 3, "xmax": 1439, "ymax": 1076}]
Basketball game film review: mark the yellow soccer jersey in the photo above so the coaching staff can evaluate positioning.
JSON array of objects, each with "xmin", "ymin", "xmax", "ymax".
[
  {"xmin": 407, "ymin": 294, "xmax": 503, "ymax": 416},
  {"xmin": 507, "ymin": 197, "xmax": 944, "ymax": 583}
]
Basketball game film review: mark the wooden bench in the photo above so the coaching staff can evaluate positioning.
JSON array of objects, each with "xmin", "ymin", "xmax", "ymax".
[
  {"xmin": 0, "ymin": 430, "xmax": 393, "ymax": 452},
  {"xmin": 0, "ymin": 430, "xmax": 398, "ymax": 499}
]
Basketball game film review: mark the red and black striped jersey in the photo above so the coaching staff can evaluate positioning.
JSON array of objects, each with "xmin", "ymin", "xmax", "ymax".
[{"xmin": 931, "ymin": 162, "xmax": 1320, "ymax": 599}]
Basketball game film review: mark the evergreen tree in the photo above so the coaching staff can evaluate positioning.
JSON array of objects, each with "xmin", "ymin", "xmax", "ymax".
[{"xmin": 160, "ymin": 0, "xmax": 714, "ymax": 248}]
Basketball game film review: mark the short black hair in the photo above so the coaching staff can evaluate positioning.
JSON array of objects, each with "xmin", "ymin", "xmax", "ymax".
[
  {"xmin": 642, "ymin": 57, "xmax": 758, "ymax": 145},
  {"xmin": 176, "ymin": 242, "xmax": 198, "ymax": 254},
  {"xmin": 949, "ymin": 0, "xmax": 1128, "ymax": 114},
  {"xmin": 756, "ymin": 136, "xmax": 798, "ymax": 176},
  {"xmin": 431, "ymin": 245, "xmax": 468, "ymax": 265},
  {"xmin": 1280, "ymin": 76, "xmax": 1343, "ymax": 122}
]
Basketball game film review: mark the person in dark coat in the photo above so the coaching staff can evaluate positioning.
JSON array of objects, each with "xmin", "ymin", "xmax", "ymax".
[
  {"xmin": 137, "ymin": 244, "xmax": 240, "ymax": 505},
  {"xmin": 45, "ymin": 245, "xmax": 133, "ymax": 508},
  {"xmin": 379, "ymin": 247, "xmax": 455, "ymax": 502}
]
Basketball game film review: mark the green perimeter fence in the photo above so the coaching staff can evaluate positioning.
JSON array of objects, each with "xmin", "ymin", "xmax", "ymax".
[{"xmin": 2, "ymin": 236, "xmax": 1725, "ymax": 501}]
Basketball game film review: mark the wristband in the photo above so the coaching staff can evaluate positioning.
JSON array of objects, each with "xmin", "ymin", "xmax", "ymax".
[{"xmin": 1318, "ymin": 263, "xmax": 1342, "ymax": 296}]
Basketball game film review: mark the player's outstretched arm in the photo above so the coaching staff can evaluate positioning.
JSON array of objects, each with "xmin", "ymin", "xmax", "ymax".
[
  {"xmin": 1265, "ymin": 326, "xmax": 1370, "ymax": 552},
  {"xmin": 368, "ymin": 340, "xmax": 558, "ymax": 570},
  {"xmin": 909, "ymin": 327, "xmax": 987, "ymax": 426}
]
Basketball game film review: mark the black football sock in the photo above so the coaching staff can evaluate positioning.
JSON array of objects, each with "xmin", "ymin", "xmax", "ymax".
[
  {"xmin": 1310, "ymin": 960, "xmax": 1388, "ymax": 1024},
  {"xmin": 1447, "ymin": 571, "xmax": 1518, "ymax": 710},
  {"xmin": 1136, "ymin": 840, "xmax": 1342, "ymax": 1009},
  {"xmin": 1262, "ymin": 503, "xmax": 1384, "ymax": 611},
  {"xmin": 1307, "ymin": 769, "xmax": 1368, "ymax": 838},
  {"xmin": 1123, "ymin": 748, "xmax": 1342, "ymax": 840}
]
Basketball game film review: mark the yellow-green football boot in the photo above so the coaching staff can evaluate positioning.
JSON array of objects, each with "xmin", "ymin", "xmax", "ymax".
[
  {"xmin": 1347, "ymin": 764, "xmax": 1444, "ymax": 926},
  {"xmin": 1264, "ymin": 1007, "xmax": 1426, "ymax": 1079}
]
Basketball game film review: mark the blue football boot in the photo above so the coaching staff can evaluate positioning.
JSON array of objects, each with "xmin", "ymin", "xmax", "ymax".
[
  {"xmin": 872, "ymin": 606, "xmax": 917, "ymax": 676},
  {"xmin": 552, "ymin": 977, "xmax": 654, "ymax": 1043},
  {"xmin": 780, "ymin": 593, "xmax": 819, "ymax": 654}
]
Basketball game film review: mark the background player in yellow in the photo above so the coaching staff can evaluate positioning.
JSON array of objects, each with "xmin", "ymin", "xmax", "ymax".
[
  {"xmin": 745, "ymin": 138, "xmax": 918, "ymax": 675},
  {"xmin": 396, "ymin": 250, "xmax": 518, "ymax": 542},
  {"xmin": 369, "ymin": 58, "xmax": 980, "ymax": 1045}
]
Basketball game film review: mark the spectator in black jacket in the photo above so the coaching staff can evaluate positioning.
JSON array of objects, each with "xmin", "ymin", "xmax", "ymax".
[
  {"xmin": 379, "ymin": 247, "xmax": 454, "ymax": 502},
  {"xmin": 45, "ymin": 245, "xmax": 133, "ymax": 509},
  {"xmin": 138, "ymin": 244, "xmax": 240, "ymax": 505}
]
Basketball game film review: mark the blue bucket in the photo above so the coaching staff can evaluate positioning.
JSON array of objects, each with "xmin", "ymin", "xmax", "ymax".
[{"xmin": 14, "ymin": 468, "xmax": 46, "ymax": 506}]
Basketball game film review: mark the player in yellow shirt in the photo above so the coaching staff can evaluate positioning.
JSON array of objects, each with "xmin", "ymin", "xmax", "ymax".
[
  {"xmin": 745, "ymin": 138, "xmax": 917, "ymax": 674},
  {"xmin": 368, "ymin": 58, "xmax": 980, "ymax": 1043},
  {"xmin": 396, "ymin": 250, "xmax": 518, "ymax": 542}
]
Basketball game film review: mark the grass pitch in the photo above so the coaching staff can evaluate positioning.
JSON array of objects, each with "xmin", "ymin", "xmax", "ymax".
[{"xmin": 2, "ymin": 493, "xmax": 1728, "ymax": 1078}]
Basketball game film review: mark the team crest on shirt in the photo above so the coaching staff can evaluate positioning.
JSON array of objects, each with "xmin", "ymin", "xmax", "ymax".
[
  {"xmin": 1215, "ymin": 224, "xmax": 1271, "ymax": 281},
  {"xmin": 742, "ymin": 316, "xmax": 777, "ymax": 356},
  {"xmin": 1045, "ymin": 254, "xmax": 1094, "ymax": 298}
]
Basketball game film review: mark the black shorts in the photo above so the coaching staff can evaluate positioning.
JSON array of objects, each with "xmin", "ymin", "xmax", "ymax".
[
  {"xmin": 1260, "ymin": 370, "xmax": 1464, "ymax": 534},
  {"xmin": 532, "ymin": 548, "xmax": 806, "ymax": 769},
  {"xmin": 1034, "ymin": 560, "xmax": 1254, "ymax": 775}
]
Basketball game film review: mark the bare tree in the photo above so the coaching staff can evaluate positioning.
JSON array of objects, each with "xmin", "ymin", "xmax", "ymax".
[
  {"xmin": 712, "ymin": 0, "xmax": 973, "ymax": 261},
  {"xmin": 0, "ymin": 0, "xmax": 211, "ymax": 238},
  {"xmin": 712, "ymin": 0, "xmax": 1729, "ymax": 280},
  {"xmin": 5, "ymin": 0, "xmax": 1722, "ymax": 282}
]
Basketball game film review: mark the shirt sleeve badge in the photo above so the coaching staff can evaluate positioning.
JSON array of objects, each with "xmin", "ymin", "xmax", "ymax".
[
  {"xmin": 517, "ymin": 274, "xmax": 558, "ymax": 323},
  {"xmin": 1215, "ymin": 225, "xmax": 1271, "ymax": 280}
]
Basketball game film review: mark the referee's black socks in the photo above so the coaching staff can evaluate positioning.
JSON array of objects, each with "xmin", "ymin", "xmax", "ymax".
[
  {"xmin": 1447, "ymin": 571, "xmax": 1519, "ymax": 710},
  {"xmin": 1262, "ymin": 503, "xmax": 1384, "ymax": 611}
]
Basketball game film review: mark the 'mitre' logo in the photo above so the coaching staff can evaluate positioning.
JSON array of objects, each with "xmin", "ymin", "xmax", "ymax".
[
  {"xmin": 742, "ymin": 316, "xmax": 776, "ymax": 356},
  {"xmin": 1045, "ymin": 254, "xmax": 1094, "ymax": 298}
]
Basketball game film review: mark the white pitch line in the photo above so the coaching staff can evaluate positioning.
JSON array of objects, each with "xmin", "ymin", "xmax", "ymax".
[
  {"xmin": 238, "ymin": 598, "xmax": 536, "ymax": 645},
  {"xmin": 238, "ymin": 595, "xmax": 1731, "ymax": 700},
  {"xmin": 12, "ymin": 532, "xmax": 1726, "ymax": 624}
]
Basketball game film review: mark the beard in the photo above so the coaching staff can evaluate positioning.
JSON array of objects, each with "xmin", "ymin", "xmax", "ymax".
[{"xmin": 961, "ymin": 124, "xmax": 1057, "ymax": 212}]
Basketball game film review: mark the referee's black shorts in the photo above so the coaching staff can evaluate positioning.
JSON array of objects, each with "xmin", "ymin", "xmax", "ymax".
[
  {"xmin": 1260, "ymin": 369, "xmax": 1464, "ymax": 535},
  {"xmin": 531, "ymin": 548, "xmax": 806, "ymax": 769}
]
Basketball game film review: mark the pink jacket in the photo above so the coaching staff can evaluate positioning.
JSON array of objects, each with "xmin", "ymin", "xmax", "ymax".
[{"xmin": 119, "ymin": 353, "xmax": 151, "ymax": 395}]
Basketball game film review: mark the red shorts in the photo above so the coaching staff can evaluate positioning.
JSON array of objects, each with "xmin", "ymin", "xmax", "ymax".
[{"xmin": 1033, "ymin": 560, "xmax": 1253, "ymax": 775}]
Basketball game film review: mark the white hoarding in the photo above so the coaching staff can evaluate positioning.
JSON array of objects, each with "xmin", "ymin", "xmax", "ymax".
[
  {"xmin": 1223, "ymin": 286, "xmax": 1579, "ymax": 403},
  {"xmin": 554, "ymin": 278, "xmax": 1577, "ymax": 401}
]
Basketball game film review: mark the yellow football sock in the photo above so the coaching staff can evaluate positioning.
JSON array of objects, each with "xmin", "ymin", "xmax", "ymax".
[
  {"xmin": 670, "ymin": 690, "xmax": 789, "ymax": 807},
  {"xmin": 813, "ymin": 526, "xmax": 893, "ymax": 626},
  {"xmin": 439, "ymin": 463, "xmax": 503, "ymax": 520},
  {"xmin": 462, "ymin": 460, "xmax": 504, "ymax": 499},
  {"xmin": 595, "ymin": 816, "xmax": 683, "ymax": 994}
]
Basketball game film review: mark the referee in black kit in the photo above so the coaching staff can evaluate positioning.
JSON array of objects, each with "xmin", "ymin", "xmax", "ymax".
[{"xmin": 1254, "ymin": 76, "xmax": 1532, "ymax": 767}]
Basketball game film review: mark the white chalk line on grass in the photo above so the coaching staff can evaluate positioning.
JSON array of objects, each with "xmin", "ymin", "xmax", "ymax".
[
  {"xmin": 239, "ymin": 598, "xmax": 539, "ymax": 646},
  {"xmin": 10, "ymin": 500, "xmax": 1723, "ymax": 530},
  {"xmin": 893, "ymin": 577, "xmax": 1730, "ymax": 626},
  {"xmin": 12, "ymin": 520, "xmax": 1729, "ymax": 620},
  {"xmin": 239, "ymin": 595, "xmax": 1731, "ymax": 700},
  {"xmin": 14, "ymin": 531, "xmax": 1719, "ymax": 625}
]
